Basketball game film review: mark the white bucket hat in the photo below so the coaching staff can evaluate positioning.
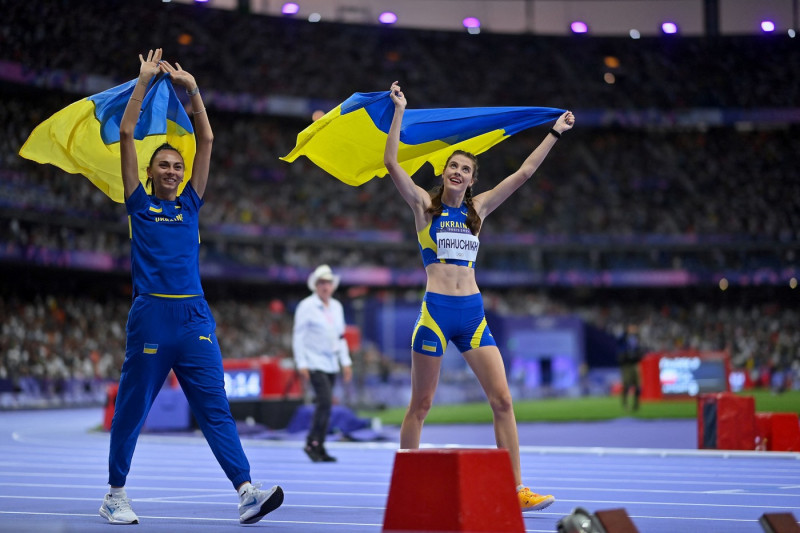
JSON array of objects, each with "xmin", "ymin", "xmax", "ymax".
[{"xmin": 307, "ymin": 264, "xmax": 340, "ymax": 292}]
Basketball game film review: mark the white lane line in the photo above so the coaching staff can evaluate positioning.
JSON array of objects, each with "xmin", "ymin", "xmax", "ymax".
[
  {"xmin": 0, "ymin": 471, "xmax": 388, "ymax": 485},
  {"xmin": 2, "ymin": 493, "xmax": 798, "ymax": 511},
  {"xmin": 0, "ymin": 482, "xmax": 388, "ymax": 497},
  {"xmin": 2, "ymin": 479, "xmax": 798, "ymax": 499},
  {"xmin": 0, "ymin": 511, "xmax": 383, "ymax": 527},
  {"xmin": 0, "ymin": 510, "xmax": 766, "ymax": 529},
  {"xmin": 0, "ymin": 494, "xmax": 384, "ymax": 509},
  {"xmin": 4, "ymin": 469, "xmax": 797, "ymax": 493},
  {"xmin": 554, "ymin": 497, "xmax": 800, "ymax": 510},
  {"xmin": 5, "ymin": 457, "xmax": 799, "ymax": 479},
  {"xmin": 542, "ymin": 486, "xmax": 800, "ymax": 497}
]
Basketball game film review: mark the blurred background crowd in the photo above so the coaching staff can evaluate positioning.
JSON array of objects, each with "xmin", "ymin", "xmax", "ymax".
[{"xmin": 0, "ymin": 0, "xmax": 797, "ymax": 405}]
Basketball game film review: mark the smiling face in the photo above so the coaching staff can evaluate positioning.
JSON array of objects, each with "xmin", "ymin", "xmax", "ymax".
[
  {"xmin": 148, "ymin": 148, "xmax": 184, "ymax": 200},
  {"xmin": 442, "ymin": 152, "xmax": 478, "ymax": 202}
]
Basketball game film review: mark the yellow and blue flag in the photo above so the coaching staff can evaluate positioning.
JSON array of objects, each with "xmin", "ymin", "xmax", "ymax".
[
  {"xmin": 19, "ymin": 75, "xmax": 195, "ymax": 203},
  {"xmin": 281, "ymin": 90, "xmax": 564, "ymax": 186}
]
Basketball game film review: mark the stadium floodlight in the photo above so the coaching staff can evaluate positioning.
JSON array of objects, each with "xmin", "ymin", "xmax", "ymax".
[
  {"xmin": 760, "ymin": 20, "xmax": 776, "ymax": 32},
  {"xmin": 789, "ymin": 29, "xmax": 796, "ymax": 37},
  {"xmin": 629, "ymin": 29, "xmax": 641, "ymax": 39},
  {"xmin": 661, "ymin": 22, "xmax": 678, "ymax": 34},
  {"xmin": 571, "ymin": 21, "xmax": 588, "ymax": 34},
  {"xmin": 462, "ymin": 17, "xmax": 480, "ymax": 29},
  {"xmin": 463, "ymin": 17, "xmax": 481, "ymax": 34},
  {"xmin": 379, "ymin": 12, "xmax": 398, "ymax": 25},
  {"xmin": 308, "ymin": 12, "xmax": 321, "ymax": 22},
  {"xmin": 281, "ymin": 2, "xmax": 299, "ymax": 15}
]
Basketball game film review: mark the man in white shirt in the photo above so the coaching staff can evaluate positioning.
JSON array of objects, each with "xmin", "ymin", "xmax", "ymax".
[{"xmin": 292, "ymin": 265, "xmax": 353, "ymax": 462}]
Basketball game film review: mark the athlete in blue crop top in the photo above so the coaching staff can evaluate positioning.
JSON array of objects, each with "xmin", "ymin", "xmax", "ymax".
[
  {"xmin": 418, "ymin": 201, "xmax": 479, "ymax": 269},
  {"xmin": 99, "ymin": 49, "xmax": 283, "ymax": 526},
  {"xmin": 385, "ymin": 81, "xmax": 574, "ymax": 513}
]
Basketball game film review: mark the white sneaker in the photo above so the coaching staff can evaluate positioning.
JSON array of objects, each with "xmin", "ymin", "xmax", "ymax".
[
  {"xmin": 238, "ymin": 482, "xmax": 284, "ymax": 524},
  {"xmin": 99, "ymin": 492, "xmax": 139, "ymax": 524}
]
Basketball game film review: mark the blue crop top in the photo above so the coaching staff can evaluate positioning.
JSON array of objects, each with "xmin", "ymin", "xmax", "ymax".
[{"xmin": 417, "ymin": 202, "xmax": 480, "ymax": 269}]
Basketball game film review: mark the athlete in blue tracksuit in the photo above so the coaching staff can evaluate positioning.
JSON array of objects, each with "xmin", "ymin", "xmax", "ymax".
[
  {"xmin": 384, "ymin": 81, "xmax": 574, "ymax": 513},
  {"xmin": 99, "ymin": 49, "xmax": 283, "ymax": 525}
]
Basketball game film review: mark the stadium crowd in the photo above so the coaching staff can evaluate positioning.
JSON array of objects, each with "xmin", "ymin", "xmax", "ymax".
[
  {"xmin": 2, "ymin": 286, "xmax": 797, "ymax": 401},
  {"xmin": 4, "ymin": 94, "xmax": 799, "ymax": 243},
  {"xmin": 4, "ymin": 99, "xmax": 798, "ymax": 273},
  {"xmin": 1, "ymin": 0, "xmax": 798, "ymax": 397},
  {"xmin": 2, "ymin": 0, "xmax": 798, "ymax": 109}
]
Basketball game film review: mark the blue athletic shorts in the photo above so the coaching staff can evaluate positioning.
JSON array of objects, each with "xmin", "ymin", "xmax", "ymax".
[{"xmin": 411, "ymin": 292, "xmax": 496, "ymax": 356}]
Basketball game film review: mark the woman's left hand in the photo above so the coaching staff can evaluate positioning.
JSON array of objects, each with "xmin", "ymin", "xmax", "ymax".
[
  {"xmin": 159, "ymin": 60, "xmax": 197, "ymax": 92},
  {"xmin": 554, "ymin": 111, "xmax": 575, "ymax": 134}
]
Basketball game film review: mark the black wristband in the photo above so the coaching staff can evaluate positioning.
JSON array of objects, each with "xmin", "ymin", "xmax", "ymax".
[{"xmin": 549, "ymin": 128, "xmax": 561, "ymax": 139}]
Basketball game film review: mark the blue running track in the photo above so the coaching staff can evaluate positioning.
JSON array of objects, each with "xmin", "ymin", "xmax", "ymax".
[{"xmin": 0, "ymin": 408, "xmax": 798, "ymax": 532}]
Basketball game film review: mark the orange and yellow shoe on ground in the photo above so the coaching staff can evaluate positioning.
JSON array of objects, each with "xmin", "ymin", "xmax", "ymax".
[{"xmin": 518, "ymin": 487, "xmax": 555, "ymax": 512}]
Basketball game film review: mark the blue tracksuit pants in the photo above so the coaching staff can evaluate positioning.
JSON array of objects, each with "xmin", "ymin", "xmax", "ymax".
[{"xmin": 108, "ymin": 295, "xmax": 250, "ymax": 488}]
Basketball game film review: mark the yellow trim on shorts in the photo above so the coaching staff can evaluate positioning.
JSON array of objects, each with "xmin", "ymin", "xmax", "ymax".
[
  {"xmin": 470, "ymin": 317, "xmax": 488, "ymax": 350},
  {"xmin": 412, "ymin": 301, "xmax": 447, "ymax": 353},
  {"xmin": 149, "ymin": 294, "xmax": 200, "ymax": 299}
]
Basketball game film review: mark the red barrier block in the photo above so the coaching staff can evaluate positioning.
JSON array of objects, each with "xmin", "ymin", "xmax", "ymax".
[
  {"xmin": 697, "ymin": 393, "xmax": 756, "ymax": 450},
  {"xmin": 756, "ymin": 413, "xmax": 800, "ymax": 452},
  {"xmin": 756, "ymin": 414, "xmax": 771, "ymax": 451},
  {"xmin": 383, "ymin": 449, "xmax": 524, "ymax": 532}
]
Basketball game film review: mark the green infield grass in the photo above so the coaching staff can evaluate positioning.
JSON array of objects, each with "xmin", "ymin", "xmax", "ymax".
[{"xmin": 360, "ymin": 390, "xmax": 800, "ymax": 425}]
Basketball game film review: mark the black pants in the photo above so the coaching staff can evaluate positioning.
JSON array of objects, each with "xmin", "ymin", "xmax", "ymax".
[
  {"xmin": 621, "ymin": 363, "xmax": 640, "ymax": 409},
  {"xmin": 307, "ymin": 371, "xmax": 337, "ymax": 446}
]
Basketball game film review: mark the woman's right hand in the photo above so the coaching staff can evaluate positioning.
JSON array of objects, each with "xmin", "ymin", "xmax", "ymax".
[
  {"xmin": 138, "ymin": 48, "xmax": 162, "ymax": 81},
  {"xmin": 389, "ymin": 81, "xmax": 407, "ymax": 109}
]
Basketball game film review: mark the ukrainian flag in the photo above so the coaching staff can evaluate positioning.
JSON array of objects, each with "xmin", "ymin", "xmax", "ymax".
[
  {"xmin": 19, "ymin": 75, "xmax": 195, "ymax": 203},
  {"xmin": 281, "ymin": 91, "xmax": 564, "ymax": 186}
]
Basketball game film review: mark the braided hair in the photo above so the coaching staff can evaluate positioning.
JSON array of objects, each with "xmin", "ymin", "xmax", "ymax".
[{"xmin": 426, "ymin": 150, "xmax": 482, "ymax": 235}]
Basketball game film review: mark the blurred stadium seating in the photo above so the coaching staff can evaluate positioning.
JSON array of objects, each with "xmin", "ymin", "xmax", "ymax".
[{"xmin": 0, "ymin": 0, "xmax": 797, "ymax": 405}]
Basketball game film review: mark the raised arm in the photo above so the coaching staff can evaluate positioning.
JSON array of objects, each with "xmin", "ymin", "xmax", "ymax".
[
  {"xmin": 120, "ymin": 49, "xmax": 162, "ymax": 200},
  {"xmin": 473, "ymin": 111, "xmax": 575, "ymax": 219},
  {"xmin": 383, "ymin": 82, "xmax": 431, "ymax": 228},
  {"xmin": 159, "ymin": 60, "xmax": 213, "ymax": 199}
]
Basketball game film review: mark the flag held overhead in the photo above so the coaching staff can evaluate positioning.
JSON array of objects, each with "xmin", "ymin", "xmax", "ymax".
[
  {"xmin": 19, "ymin": 75, "xmax": 195, "ymax": 203},
  {"xmin": 281, "ymin": 90, "xmax": 564, "ymax": 186}
]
